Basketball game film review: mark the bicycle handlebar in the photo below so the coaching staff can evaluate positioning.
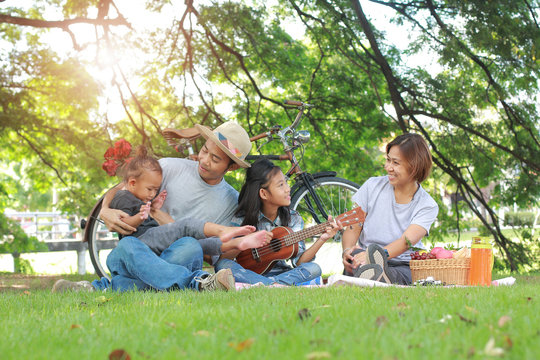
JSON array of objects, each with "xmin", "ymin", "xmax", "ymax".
[
  {"xmin": 250, "ymin": 133, "xmax": 270, "ymax": 142},
  {"xmin": 246, "ymin": 154, "xmax": 290, "ymax": 161},
  {"xmin": 284, "ymin": 100, "xmax": 314, "ymax": 108}
]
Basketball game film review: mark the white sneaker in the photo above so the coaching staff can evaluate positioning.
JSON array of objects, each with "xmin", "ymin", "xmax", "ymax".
[
  {"xmin": 197, "ymin": 269, "xmax": 236, "ymax": 291},
  {"xmin": 52, "ymin": 279, "xmax": 95, "ymax": 293}
]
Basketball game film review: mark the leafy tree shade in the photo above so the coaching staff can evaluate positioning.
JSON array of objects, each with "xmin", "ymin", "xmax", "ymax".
[{"xmin": 0, "ymin": 0, "xmax": 538, "ymax": 270}]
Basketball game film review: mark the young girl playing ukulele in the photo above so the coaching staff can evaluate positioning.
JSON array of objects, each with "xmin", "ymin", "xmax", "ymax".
[{"xmin": 214, "ymin": 159, "xmax": 342, "ymax": 285}]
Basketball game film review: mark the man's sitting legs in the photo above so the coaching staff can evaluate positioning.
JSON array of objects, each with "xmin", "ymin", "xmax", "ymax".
[{"xmin": 104, "ymin": 236, "xmax": 206, "ymax": 291}]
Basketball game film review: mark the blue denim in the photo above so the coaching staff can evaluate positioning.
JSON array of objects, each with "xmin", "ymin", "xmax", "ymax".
[
  {"xmin": 92, "ymin": 236, "xmax": 207, "ymax": 292},
  {"xmin": 214, "ymin": 258, "xmax": 321, "ymax": 286}
]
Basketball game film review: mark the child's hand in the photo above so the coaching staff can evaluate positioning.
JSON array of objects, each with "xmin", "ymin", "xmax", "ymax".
[
  {"xmin": 139, "ymin": 202, "xmax": 151, "ymax": 220},
  {"xmin": 318, "ymin": 216, "xmax": 343, "ymax": 243},
  {"xmin": 151, "ymin": 190, "xmax": 167, "ymax": 210}
]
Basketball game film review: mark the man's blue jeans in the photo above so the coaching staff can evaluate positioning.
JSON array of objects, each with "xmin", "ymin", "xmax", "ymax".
[
  {"xmin": 214, "ymin": 258, "xmax": 321, "ymax": 286},
  {"xmin": 92, "ymin": 236, "xmax": 207, "ymax": 292}
]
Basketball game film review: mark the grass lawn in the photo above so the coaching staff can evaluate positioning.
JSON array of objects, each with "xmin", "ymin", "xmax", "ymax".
[{"xmin": 1, "ymin": 272, "xmax": 539, "ymax": 359}]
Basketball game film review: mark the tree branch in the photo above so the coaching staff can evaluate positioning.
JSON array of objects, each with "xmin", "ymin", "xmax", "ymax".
[
  {"xmin": 0, "ymin": 14, "xmax": 129, "ymax": 29},
  {"xmin": 350, "ymin": 0, "xmax": 408, "ymax": 131}
]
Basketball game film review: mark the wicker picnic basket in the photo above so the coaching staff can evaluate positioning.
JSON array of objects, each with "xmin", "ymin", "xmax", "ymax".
[{"xmin": 410, "ymin": 258, "xmax": 471, "ymax": 285}]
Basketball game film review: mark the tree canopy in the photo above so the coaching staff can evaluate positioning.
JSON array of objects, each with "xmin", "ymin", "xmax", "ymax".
[{"xmin": 1, "ymin": 0, "xmax": 538, "ymax": 270}]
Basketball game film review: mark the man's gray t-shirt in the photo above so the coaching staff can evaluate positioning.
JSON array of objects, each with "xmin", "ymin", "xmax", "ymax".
[
  {"xmin": 351, "ymin": 176, "xmax": 439, "ymax": 262},
  {"xmin": 158, "ymin": 158, "xmax": 238, "ymax": 225}
]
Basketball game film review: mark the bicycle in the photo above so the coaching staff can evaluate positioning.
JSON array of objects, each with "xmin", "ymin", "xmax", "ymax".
[{"xmin": 81, "ymin": 100, "xmax": 360, "ymax": 279}]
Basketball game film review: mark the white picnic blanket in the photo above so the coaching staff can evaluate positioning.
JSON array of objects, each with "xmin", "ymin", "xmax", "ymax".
[{"xmin": 234, "ymin": 275, "xmax": 516, "ymax": 289}]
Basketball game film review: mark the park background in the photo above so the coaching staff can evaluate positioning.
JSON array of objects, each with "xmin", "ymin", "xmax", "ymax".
[
  {"xmin": 1, "ymin": 1, "xmax": 539, "ymax": 359},
  {"xmin": 1, "ymin": 0, "xmax": 538, "ymax": 274}
]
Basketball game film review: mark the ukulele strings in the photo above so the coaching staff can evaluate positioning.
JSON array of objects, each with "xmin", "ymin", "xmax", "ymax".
[
  {"xmin": 250, "ymin": 214, "xmax": 360, "ymax": 258},
  {"xmin": 252, "ymin": 222, "xmax": 330, "ymax": 258}
]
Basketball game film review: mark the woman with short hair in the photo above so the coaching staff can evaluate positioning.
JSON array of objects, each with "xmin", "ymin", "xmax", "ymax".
[{"xmin": 342, "ymin": 133, "xmax": 439, "ymax": 285}]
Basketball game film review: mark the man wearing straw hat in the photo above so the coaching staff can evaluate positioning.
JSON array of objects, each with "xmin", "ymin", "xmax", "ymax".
[{"xmin": 53, "ymin": 121, "xmax": 254, "ymax": 293}]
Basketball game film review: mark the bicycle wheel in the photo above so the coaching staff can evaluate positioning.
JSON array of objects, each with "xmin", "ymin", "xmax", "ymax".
[
  {"xmin": 82, "ymin": 197, "xmax": 118, "ymax": 279},
  {"xmin": 290, "ymin": 176, "xmax": 360, "ymax": 276}
]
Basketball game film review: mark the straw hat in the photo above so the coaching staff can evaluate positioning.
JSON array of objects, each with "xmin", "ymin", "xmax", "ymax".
[{"xmin": 195, "ymin": 121, "xmax": 252, "ymax": 168}]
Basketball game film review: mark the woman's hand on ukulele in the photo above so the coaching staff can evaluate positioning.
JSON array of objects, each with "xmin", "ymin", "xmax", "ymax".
[
  {"xmin": 342, "ymin": 245, "xmax": 361, "ymax": 274},
  {"xmin": 351, "ymin": 251, "xmax": 367, "ymax": 270},
  {"xmin": 318, "ymin": 216, "xmax": 343, "ymax": 243}
]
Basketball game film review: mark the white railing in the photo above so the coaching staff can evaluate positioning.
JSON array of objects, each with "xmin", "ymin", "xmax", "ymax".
[
  {"xmin": 5, "ymin": 211, "xmax": 79, "ymax": 241},
  {"xmin": 3, "ymin": 211, "xmax": 88, "ymax": 274}
]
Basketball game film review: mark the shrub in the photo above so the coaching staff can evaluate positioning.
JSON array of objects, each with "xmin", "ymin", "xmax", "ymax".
[
  {"xmin": 504, "ymin": 211, "xmax": 536, "ymax": 227},
  {"xmin": 0, "ymin": 212, "xmax": 48, "ymax": 273}
]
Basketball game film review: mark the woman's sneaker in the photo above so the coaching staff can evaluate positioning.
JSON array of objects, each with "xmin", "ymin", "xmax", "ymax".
[
  {"xmin": 52, "ymin": 279, "xmax": 95, "ymax": 293},
  {"xmin": 197, "ymin": 269, "xmax": 236, "ymax": 291},
  {"xmin": 353, "ymin": 264, "xmax": 383, "ymax": 281},
  {"xmin": 365, "ymin": 244, "xmax": 391, "ymax": 283}
]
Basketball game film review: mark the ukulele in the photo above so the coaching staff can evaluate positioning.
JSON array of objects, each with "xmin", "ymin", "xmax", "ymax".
[{"xmin": 236, "ymin": 208, "xmax": 365, "ymax": 274}]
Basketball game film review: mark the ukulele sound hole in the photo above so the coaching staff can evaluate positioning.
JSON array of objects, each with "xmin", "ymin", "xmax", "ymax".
[{"xmin": 269, "ymin": 238, "xmax": 282, "ymax": 252}]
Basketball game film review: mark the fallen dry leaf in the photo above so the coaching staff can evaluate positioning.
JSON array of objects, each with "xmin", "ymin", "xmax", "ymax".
[
  {"xmin": 109, "ymin": 349, "xmax": 131, "ymax": 360},
  {"xmin": 270, "ymin": 329, "xmax": 287, "ymax": 336},
  {"xmin": 467, "ymin": 346, "xmax": 476, "ymax": 358},
  {"xmin": 375, "ymin": 316, "xmax": 388, "ymax": 327},
  {"xmin": 228, "ymin": 338, "xmax": 255, "ymax": 352},
  {"xmin": 497, "ymin": 315, "xmax": 511, "ymax": 328},
  {"xmin": 193, "ymin": 330, "xmax": 211, "ymax": 337},
  {"xmin": 457, "ymin": 313, "xmax": 476, "ymax": 325},
  {"xmin": 165, "ymin": 322, "xmax": 176, "ymax": 328},
  {"xmin": 306, "ymin": 351, "xmax": 331, "ymax": 359},
  {"xmin": 311, "ymin": 316, "xmax": 321, "ymax": 326},
  {"xmin": 395, "ymin": 302, "xmax": 410, "ymax": 310},
  {"xmin": 70, "ymin": 324, "xmax": 81, "ymax": 330},
  {"xmin": 503, "ymin": 335, "xmax": 513, "ymax": 349},
  {"xmin": 298, "ymin": 308, "xmax": 311, "ymax": 320},
  {"xmin": 309, "ymin": 339, "xmax": 327, "ymax": 346},
  {"xmin": 483, "ymin": 337, "xmax": 504, "ymax": 357}
]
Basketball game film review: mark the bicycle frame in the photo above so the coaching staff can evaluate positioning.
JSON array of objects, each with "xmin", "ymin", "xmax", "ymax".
[{"xmin": 244, "ymin": 101, "xmax": 339, "ymax": 223}]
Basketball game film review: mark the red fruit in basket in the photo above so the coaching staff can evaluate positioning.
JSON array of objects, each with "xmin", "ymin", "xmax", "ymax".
[
  {"xmin": 421, "ymin": 253, "xmax": 428, "ymax": 260},
  {"xmin": 431, "ymin": 247, "xmax": 444, "ymax": 255},
  {"xmin": 436, "ymin": 249, "xmax": 454, "ymax": 259}
]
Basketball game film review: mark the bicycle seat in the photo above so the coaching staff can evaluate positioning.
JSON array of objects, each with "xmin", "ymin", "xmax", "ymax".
[{"xmin": 162, "ymin": 127, "xmax": 201, "ymax": 142}]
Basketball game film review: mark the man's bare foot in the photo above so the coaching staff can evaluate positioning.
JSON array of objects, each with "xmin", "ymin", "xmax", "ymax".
[
  {"xmin": 220, "ymin": 225, "xmax": 256, "ymax": 243},
  {"xmin": 235, "ymin": 230, "xmax": 271, "ymax": 251}
]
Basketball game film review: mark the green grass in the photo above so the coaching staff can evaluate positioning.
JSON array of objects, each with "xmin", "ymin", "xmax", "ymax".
[{"xmin": 1, "ymin": 272, "xmax": 540, "ymax": 359}]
